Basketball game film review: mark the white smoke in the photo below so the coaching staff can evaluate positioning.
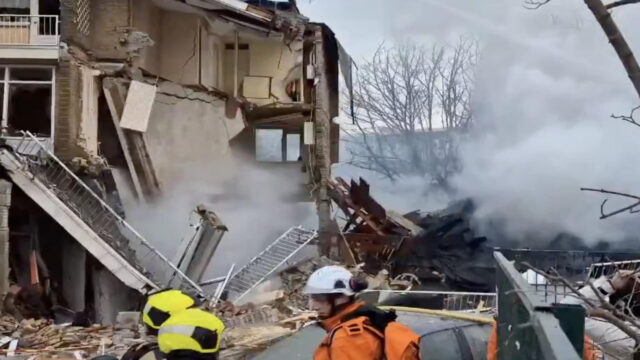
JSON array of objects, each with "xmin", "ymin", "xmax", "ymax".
[
  {"xmin": 302, "ymin": 0, "xmax": 640, "ymax": 245},
  {"xmin": 121, "ymin": 155, "xmax": 316, "ymax": 281}
]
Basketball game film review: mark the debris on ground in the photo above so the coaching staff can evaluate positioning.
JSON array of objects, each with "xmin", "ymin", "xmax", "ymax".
[
  {"xmin": 0, "ymin": 315, "xmax": 148, "ymax": 357},
  {"xmin": 329, "ymin": 177, "xmax": 494, "ymax": 291},
  {"xmin": 395, "ymin": 199, "xmax": 496, "ymax": 291}
]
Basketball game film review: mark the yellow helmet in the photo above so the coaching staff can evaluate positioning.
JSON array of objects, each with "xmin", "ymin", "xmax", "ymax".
[
  {"xmin": 158, "ymin": 308, "xmax": 225, "ymax": 355},
  {"xmin": 142, "ymin": 289, "xmax": 195, "ymax": 330}
]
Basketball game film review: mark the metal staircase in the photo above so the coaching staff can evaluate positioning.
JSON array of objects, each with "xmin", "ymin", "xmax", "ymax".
[
  {"xmin": 0, "ymin": 132, "xmax": 205, "ymax": 297},
  {"xmin": 225, "ymin": 226, "xmax": 317, "ymax": 303}
]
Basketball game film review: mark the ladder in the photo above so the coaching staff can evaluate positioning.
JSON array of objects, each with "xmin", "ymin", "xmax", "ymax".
[{"xmin": 225, "ymin": 226, "xmax": 317, "ymax": 303}]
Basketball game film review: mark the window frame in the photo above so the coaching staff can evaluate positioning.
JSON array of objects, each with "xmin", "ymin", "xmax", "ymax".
[
  {"xmin": 255, "ymin": 127, "xmax": 302, "ymax": 163},
  {"xmin": 0, "ymin": 64, "xmax": 56, "ymax": 139}
]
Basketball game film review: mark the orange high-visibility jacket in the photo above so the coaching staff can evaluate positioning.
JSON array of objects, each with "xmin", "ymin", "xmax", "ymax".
[
  {"xmin": 488, "ymin": 319, "xmax": 602, "ymax": 360},
  {"xmin": 313, "ymin": 302, "xmax": 420, "ymax": 360}
]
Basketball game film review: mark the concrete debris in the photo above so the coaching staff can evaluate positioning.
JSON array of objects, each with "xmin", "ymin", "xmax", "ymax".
[{"xmin": 0, "ymin": 316, "xmax": 147, "ymax": 357}]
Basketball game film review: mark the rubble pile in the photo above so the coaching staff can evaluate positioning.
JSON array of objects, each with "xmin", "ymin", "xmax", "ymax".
[
  {"xmin": 396, "ymin": 200, "xmax": 496, "ymax": 292},
  {"xmin": 0, "ymin": 313, "xmax": 148, "ymax": 357},
  {"xmin": 328, "ymin": 177, "xmax": 495, "ymax": 292}
]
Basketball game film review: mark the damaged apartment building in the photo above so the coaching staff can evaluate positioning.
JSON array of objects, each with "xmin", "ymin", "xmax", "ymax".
[{"xmin": 0, "ymin": 0, "xmax": 345, "ymax": 324}]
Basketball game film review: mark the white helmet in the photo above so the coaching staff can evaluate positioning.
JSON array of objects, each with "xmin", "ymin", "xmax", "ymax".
[{"xmin": 303, "ymin": 265, "xmax": 355, "ymax": 296}]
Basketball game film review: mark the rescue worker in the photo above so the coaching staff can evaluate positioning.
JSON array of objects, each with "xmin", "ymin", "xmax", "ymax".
[
  {"xmin": 157, "ymin": 308, "xmax": 225, "ymax": 360},
  {"xmin": 142, "ymin": 289, "xmax": 196, "ymax": 335},
  {"xmin": 122, "ymin": 289, "xmax": 196, "ymax": 360},
  {"xmin": 304, "ymin": 265, "xmax": 420, "ymax": 360}
]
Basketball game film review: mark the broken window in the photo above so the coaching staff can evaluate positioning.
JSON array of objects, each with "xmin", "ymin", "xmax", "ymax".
[
  {"xmin": 1, "ymin": 66, "xmax": 54, "ymax": 136},
  {"xmin": 255, "ymin": 128, "xmax": 301, "ymax": 162}
]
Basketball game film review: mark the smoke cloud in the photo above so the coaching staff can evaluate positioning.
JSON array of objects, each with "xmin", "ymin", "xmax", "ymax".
[
  {"xmin": 121, "ymin": 154, "xmax": 316, "ymax": 281},
  {"xmin": 302, "ymin": 0, "xmax": 640, "ymax": 246}
]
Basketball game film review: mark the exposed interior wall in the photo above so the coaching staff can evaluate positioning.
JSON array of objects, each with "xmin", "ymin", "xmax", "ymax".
[
  {"xmin": 131, "ymin": 0, "xmax": 162, "ymax": 75},
  {"xmin": 144, "ymin": 81, "xmax": 245, "ymax": 188},
  {"xmin": 199, "ymin": 24, "xmax": 224, "ymax": 90},
  {"xmin": 245, "ymin": 39, "xmax": 302, "ymax": 105},
  {"xmin": 223, "ymin": 44, "xmax": 249, "ymax": 96},
  {"xmin": 159, "ymin": 12, "xmax": 200, "ymax": 85}
]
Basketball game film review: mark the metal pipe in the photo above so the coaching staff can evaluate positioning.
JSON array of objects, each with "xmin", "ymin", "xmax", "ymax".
[{"xmin": 199, "ymin": 276, "xmax": 226, "ymax": 287}]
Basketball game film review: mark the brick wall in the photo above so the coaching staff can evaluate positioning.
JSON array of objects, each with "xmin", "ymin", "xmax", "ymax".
[
  {"xmin": 55, "ymin": 60, "xmax": 84, "ymax": 161},
  {"xmin": 89, "ymin": 0, "xmax": 129, "ymax": 60}
]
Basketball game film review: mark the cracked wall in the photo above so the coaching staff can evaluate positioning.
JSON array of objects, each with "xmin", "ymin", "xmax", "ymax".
[{"xmin": 143, "ymin": 80, "xmax": 245, "ymax": 189}]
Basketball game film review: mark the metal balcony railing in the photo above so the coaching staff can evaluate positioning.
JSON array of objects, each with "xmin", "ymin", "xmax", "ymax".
[
  {"xmin": 0, "ymin": 15, "xmax": 59, "ymax": 46},
  {"xmin": 7, "ymin": 131, "xmax": 206, "ymax": 298}
]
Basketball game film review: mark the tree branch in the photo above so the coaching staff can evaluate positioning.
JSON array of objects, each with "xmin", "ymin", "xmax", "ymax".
[
  {"xmin": 606, "ymin": 0, "xmax": 640, "ymax": 9},
  {"xmin": 581, "ymin": 188, "xmax": 640, "ymax": 219},
  {"xmin": 523, "ymin": 0, "xmax": 551, "ymax": 9},
  {"xmin": 612, "ymin": 106, "xmax": 640, "ymax": 128},
  {"xmin": 584, "ymin": 0, "xmax": 640, "ymax": 99}
]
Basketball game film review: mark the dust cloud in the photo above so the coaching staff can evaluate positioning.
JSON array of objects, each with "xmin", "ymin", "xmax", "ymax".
[
  {"xmin": 121, "ymin": 154, "xmax": 316, "ymax": 281},
  {"xmin": 303, "ymin": 0, "xmax": 640, "ymax": 246}
]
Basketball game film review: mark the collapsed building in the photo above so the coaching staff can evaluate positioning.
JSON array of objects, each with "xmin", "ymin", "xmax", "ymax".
[{"xmin": 0, "ymin": 0, "xmax": 347, "ymax": 324}]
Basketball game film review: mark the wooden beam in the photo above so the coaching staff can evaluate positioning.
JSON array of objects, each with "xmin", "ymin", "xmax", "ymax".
[
  {"xmin": 112, "ymin": 81, "xmax": 161, "ymax": 195},
  {"xmin": 102, "ymin": 78, "xmax": 145, "ymax": 201}
]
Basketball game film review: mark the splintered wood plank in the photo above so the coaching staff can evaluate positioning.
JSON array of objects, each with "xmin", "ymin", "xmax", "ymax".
[{"xmin": 102, "ymin": 78, "xmax": 145, "ymax": 202}]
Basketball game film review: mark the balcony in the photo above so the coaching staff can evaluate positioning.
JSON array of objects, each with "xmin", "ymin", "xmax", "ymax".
[{"xmin": 0, "ymin": 15, "xmax": 59, "ymax": 61}]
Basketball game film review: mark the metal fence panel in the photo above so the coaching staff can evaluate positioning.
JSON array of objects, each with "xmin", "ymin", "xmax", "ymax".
[{"xmin": 495, "ymin": 252, "xmax": 583, "ymax": 360}]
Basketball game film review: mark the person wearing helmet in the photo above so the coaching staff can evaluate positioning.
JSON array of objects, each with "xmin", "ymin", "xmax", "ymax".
[
  {"xmin": 304, "ymin": 265, "xmax": 420, "ymax": 360},
  {"xmin": 158, "ymin": 308, "xmax": 225, "ymax": 360},
  {"xmin": 142, "ymin": 289, "xmax": 196, "ymax": 334},
  {"xmin": 122, "ymin": 289, "xmax": 196, "ymax": 360}
]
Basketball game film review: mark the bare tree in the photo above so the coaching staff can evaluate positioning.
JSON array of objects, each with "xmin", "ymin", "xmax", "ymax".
[
  {"xmin": 343, "ymin": 39, "xmax": 476, "ymax": 189},
  {"xmin": 525, "ymin": 0, "xmax": 640, "ymax": 218},
  {"xmin": 526, "ymin": 0, "xmax": 640, "ymax": 98}
]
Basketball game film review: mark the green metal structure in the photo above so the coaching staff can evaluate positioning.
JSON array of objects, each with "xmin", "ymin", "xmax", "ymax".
[{"xmin": 495, "ymin": 252, "xmax": 585, "ymax": 360}]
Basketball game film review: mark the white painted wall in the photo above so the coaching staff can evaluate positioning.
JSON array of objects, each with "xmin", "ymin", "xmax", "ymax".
[{"xmin": 245, "ymin": 39, "xmax": 302, "ymax": 105}]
